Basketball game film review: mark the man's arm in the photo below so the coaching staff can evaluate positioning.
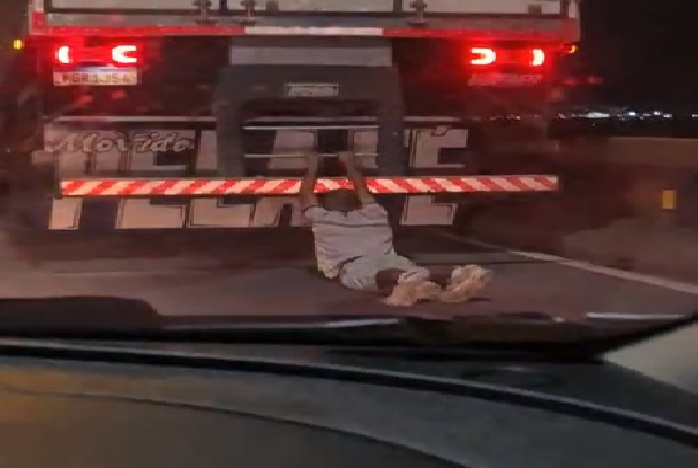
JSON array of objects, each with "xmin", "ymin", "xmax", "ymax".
[
  {"xmin": 299, "ymin": 151, "xmax": 320, "ymax": 211},
  {"xmin": 338, "ymin": 151, "xmax": 376, "ymax": 205}
]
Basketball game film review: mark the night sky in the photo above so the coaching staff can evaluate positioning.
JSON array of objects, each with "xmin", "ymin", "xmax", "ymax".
[
  {"xmin": 581, "ymin": 0, "xmax": 696, "ymax": 106},
  {"xmin": 0, "ymin": 0, "xmax": 695, "ymax": 107}
]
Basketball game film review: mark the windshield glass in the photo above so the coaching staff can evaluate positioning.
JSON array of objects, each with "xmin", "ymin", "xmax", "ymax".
[{"xmin": 0, "ymin": 0, "xmax": 696, "ymax": 337}]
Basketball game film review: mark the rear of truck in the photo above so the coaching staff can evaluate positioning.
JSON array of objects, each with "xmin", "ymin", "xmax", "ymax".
[{"xmin": 7, "ymin": 0, "xmax": 579, "ymax": 230}]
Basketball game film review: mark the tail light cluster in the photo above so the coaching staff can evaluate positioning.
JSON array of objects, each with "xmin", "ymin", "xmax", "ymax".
[
  {"xmin": 467, "ymin": 46, "xmax": 546, "ymax": 68},
  {"xmin": 53, "ymin": 42, "xmax": 141, "ymax": 67}
]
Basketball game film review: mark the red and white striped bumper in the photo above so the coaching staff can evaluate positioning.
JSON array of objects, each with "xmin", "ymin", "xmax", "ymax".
[{"xmin": 59, "ymin": 175, "xmax": 559, "ymax": 197}]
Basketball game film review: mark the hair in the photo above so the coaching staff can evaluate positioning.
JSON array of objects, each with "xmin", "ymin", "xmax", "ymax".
[{"xmin": 321, "ymin": 189, "xmax": 361, "ymax": 212}]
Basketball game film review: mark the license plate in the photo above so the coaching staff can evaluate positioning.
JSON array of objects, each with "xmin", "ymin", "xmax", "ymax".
[
  {"xmin": 53, "ymin": 68, "xmax": 139, "ymax": 87},
  {"xmin": 284, "ymin": 82, "xmax": 339, "ymax": 98}
]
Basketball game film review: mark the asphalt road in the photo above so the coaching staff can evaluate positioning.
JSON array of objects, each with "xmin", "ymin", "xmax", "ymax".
[{"xmin": 0, "ymin": 226, "xmax": 696, "ymax": 321}]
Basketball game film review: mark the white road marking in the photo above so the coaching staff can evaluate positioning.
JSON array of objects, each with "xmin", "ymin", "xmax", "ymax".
[
  {"xmin": 431, "ymin": 231, "xmax": 698, "ymax": 295},
  {"xmin": 10, "ymin": 270, "xmax": 218, "ymax": 277},
  {"xmin": 587, "ymin": 312, "xmax": 690, "ymax": 321},
  {"xmin": 167, "ymin": 318, "xmax": 403, "ymax": 331}
]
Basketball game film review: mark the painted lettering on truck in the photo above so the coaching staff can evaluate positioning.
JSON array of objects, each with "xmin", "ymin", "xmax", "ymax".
[{"xmin": 45, "ymin": 125, "xmax": 470, "ymax": 230}]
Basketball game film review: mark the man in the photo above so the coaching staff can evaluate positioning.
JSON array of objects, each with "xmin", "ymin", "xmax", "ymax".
[{"xmin": 299, "ymin": 151, "xmax": 491, "ymax": 307}]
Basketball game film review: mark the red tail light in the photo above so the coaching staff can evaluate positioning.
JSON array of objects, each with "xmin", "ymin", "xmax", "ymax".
[
  {"xmin": 55, "ymin": 45, "xmax": 73, "ymax": 64},
  {"xmin": 468, "ymin": 46, "xmax": 547, "ymax": 67},
  {"xmin": 530, "ymin": 49, "xmax": 545, "ymax": 67},
  {"xmin": 53, "ymin": 43, "xmax": 141, "ymax": 66},
  {"xmin": 470, "ymin": 48, "xmax": 497, "ymax": 66},
  {"xmin": 111, "ymin": 44, "xmax": 139, "ymax": 64}
]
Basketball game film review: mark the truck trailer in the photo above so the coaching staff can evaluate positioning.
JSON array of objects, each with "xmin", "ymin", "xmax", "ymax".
[{"xmin": 1, "ymin": 1, "xmax": 579, "ymax": 230}]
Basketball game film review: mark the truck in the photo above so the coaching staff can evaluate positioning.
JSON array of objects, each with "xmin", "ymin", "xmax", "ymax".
[{"xmin": 1, "ymin": 0, "xmax": 579, "ymax": 231}]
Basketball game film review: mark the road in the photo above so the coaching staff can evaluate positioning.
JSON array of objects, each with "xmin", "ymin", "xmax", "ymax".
[{"xmin": 0, "ymin": 226, "xmax": 696, "ymax": 321}]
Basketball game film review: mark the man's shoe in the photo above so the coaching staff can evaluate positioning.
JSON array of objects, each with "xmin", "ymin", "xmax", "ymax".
[
  {"xmin": 439, "ymin": 265, "xmax": 492, "ymax": 303},
  {"xmin": 382, "ymin": 279, "xmax": 442, "ymax": 307}
]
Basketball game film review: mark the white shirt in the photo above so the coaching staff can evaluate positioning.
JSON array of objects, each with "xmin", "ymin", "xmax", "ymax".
[{"xmin": 303, "ymin": 202, "xmax": 395, "ymax": 278}]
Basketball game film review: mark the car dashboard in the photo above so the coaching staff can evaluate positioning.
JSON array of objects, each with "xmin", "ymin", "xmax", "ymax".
[{"xmin": 0, "ymin": 341, "xmax": 696, "ymax": 468}]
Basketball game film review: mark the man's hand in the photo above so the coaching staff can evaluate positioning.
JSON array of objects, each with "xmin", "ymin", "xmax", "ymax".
[
  {"xmin": 337, "ymin": 150, "xmax": 374, "ymax": 205},
  {"xmin": 299, "ymin": 151, "xmax": 320, "ymax": 210},
  {"xmin": 337, "ymin": 151, "xmax": 354, "ymax": 168},
  {"xmin": 305, "ymin": 151, "xmax": 320, "ymax": 169}
]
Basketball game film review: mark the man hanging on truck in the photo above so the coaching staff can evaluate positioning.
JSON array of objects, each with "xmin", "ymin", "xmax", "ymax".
[{"xmin": 300, "ymin": 151, "xmax": 492, "ymax": 307}]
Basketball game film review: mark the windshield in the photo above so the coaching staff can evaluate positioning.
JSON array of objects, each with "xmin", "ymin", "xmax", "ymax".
[{"xmin": 0, "ymin": 0, "xmax": 696, "ymax": 341}]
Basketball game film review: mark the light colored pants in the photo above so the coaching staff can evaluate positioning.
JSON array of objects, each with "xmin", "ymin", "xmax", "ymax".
[{"xmin": 338, "ymin": 254, "xmax": 430, "ymax": 292}]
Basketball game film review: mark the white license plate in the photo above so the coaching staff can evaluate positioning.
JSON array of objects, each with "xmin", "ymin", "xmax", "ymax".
[
  {"xmin": 53, "ymin": 68, "xmax": 139, "ymax": 87},
  {"xmin": 284, "ymin": 82, "xmax": 339, "ymax": 98}
]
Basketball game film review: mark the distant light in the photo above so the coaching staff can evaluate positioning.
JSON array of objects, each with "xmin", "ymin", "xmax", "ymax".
[{"xmin": 13, "ymin": 39, "xmax": 23, "ymax": 50}]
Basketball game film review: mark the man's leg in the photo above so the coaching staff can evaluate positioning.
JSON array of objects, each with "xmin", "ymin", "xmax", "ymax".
[
  {"xmin": 374, "ymin": 268, "xmax": 442, "ymax": 307},
  {"xmin": 423, "ymin": 270, "xmax": 454, "ymax": 288},
  {"xmin": 384, "ymin": 256, "xmax": 492, "ymax": 303},
  {"xmin": 340, "ymin": 257, "xmax": 441, "ymax": 307},
  {"xmin": 371, "ymin": 255, "xmax": 454, "ymax": 307},
  {"xmin": 426, "ymin": 265, "xmax": 492, "ymax": 303}
]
